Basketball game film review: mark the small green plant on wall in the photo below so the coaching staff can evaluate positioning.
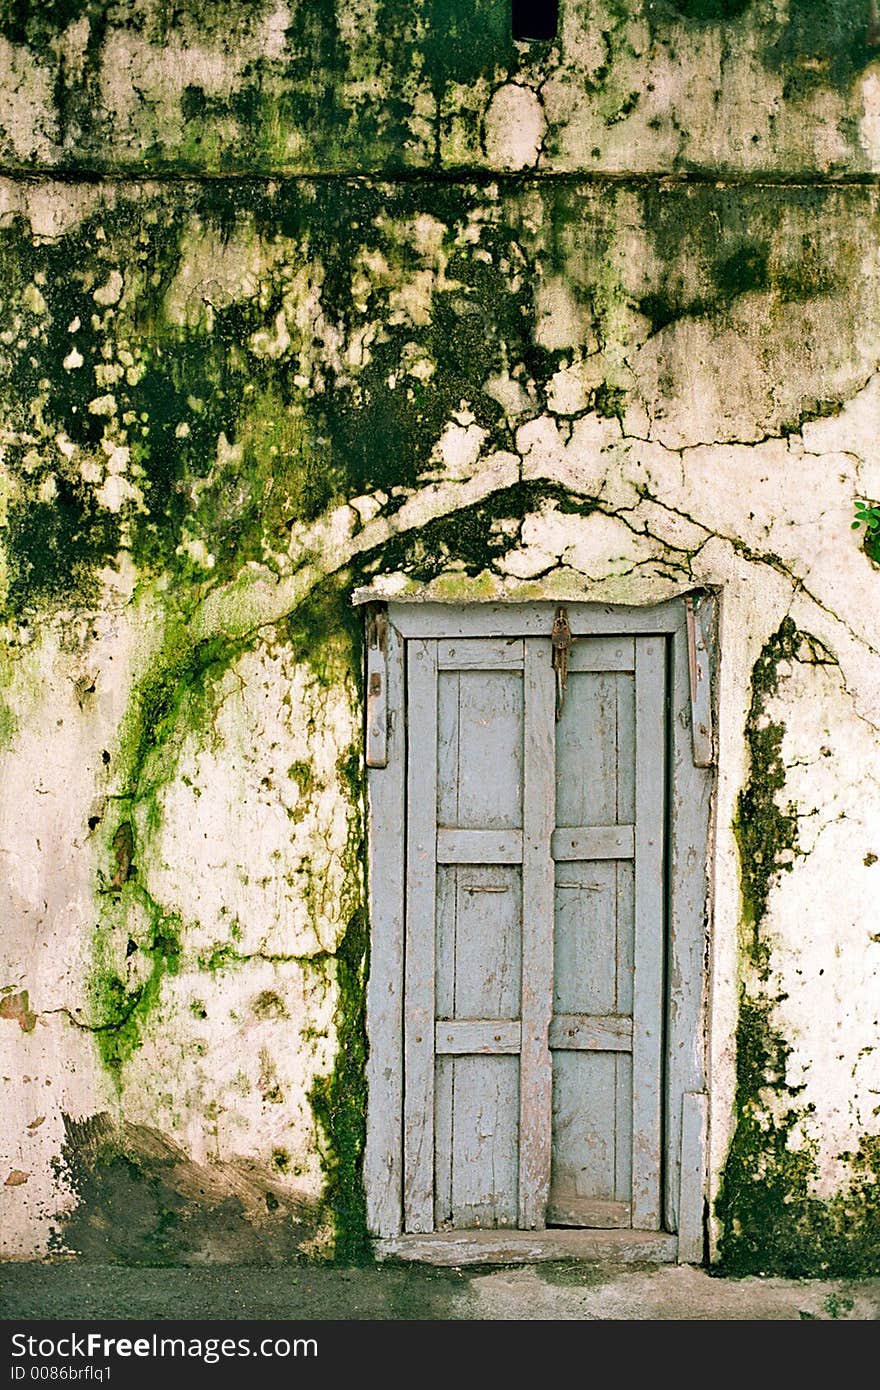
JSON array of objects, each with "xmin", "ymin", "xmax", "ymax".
[{"xmin": 853, "ymin": 499, "xmax": 880, "ymax": 563}]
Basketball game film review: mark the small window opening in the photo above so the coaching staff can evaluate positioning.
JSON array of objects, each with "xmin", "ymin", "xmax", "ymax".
[{"xmin": 512, "ymin": 0, "xmax": 558, "ymax": 43}]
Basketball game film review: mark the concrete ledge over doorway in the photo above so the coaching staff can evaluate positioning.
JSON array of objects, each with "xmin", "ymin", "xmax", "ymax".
[{"xmin": 375, "ymin": 1228, "xmax": 678, "ymax": 1266}]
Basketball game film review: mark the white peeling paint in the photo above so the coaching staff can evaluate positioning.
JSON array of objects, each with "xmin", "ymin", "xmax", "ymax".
[
  {"xmin": 859, "ymin": 67, "xmax": 880, "ymax": 170},
  {"xmin": 483, "ymin": 84, "xmax": 545, "ymax": 171}
]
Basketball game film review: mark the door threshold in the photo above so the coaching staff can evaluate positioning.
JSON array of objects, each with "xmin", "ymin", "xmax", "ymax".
[{"xmin": 375, "ymin": 1227, "xmax": 678, "ymax": 1266}]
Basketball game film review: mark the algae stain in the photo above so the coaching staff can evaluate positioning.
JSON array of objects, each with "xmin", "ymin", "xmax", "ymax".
[{"xmin": 0, "ymin": 696, "xmax": 16, "ymax": 749}]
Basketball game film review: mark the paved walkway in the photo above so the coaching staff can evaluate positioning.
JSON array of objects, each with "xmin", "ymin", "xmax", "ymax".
[{"xmin": 2, "ymin": 1260, "xmax": 878, "ymax": 1320}]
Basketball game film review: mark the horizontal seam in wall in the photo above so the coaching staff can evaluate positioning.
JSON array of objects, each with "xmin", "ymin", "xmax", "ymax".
[{"xmin": 0, "ymin": 166, "xmax": 879, "ymax": 190}]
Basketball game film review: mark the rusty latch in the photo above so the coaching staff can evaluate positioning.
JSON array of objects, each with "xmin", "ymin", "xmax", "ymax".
[{"xmin": 551, "ymin": 606, "xmax": 573, "ymax": 721}]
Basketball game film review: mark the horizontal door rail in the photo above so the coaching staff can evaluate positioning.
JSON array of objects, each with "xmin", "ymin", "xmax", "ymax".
[
  {"xmin": 435, "ymin": 1020, "xmax": 522, "ymax": 1054},
  {"xmin": 436, "ymin": 828, "xmax": 523, "ymax": 864},
  {"xmin": 551, "ymin": 825, "xmax": 635, "ymax": 861},
  {"xmin": 437, "ymin": 638, "xmax": 525, "ymax": 670},
  {"xmin": 567, "ymin": 637, "xmax": 634, "ymax": 672},
  {"xmin": 549, "ymin": 1014, "xmax": 634, "ymax": 1052},
  {"xmin": 361, "ymin": 598, "xmax": 686, "ymax": 638}
]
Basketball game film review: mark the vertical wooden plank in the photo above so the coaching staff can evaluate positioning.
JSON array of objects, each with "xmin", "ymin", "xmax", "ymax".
[
  {"xmin": 615, "ymin": 861, "xmax": 635, "ymax": 1207},
  {"xmin": 666, "ymin": 609, "xmax": 713, "ymax": 1229},
  {"xmin": 437, "ymin": 671, "xmax": 460, "ymax": 827},
  {"xmin": 615, "ymin": 674, "xmax": 637, "ymax": 1214},
  {"xmin": 435, "ymin": 673, "xmax": 459, "ymax": 1232},
  {"xmin": 519, "ymin": 637, "xmax": 555, "ymax": 1229},
  {"xmin": 616, "ymin": 668, "xmax": 636, "ymax": 824},
  {"xmin": 404, "ymin": 638, "xmax": 438, "ymax": 1233},
  {"xmin": 685, "ymin": 596, "xmax": 713, "ymax": 768},
  {"xmin": 677, "ymin": 1091, "xmax": 708, "ymax": 1263},
  {"xmin": 435, "ymin": 866, "xmax": 457, "ymax": 1020},
  {"xmin": 614, "ymin": 861, "xmax": 635, "ymax": 1016},
  {"xmin": 364, "ymin": 618, "xmax": 406, "ymax": 1237},
  {"xmin": 434, "ymin": 1057, "xmax": 454, "ymax": 1227},
  {"xmin": 614, "ymin": 1051, "xmax": 634, "ymax": 1203},
  {"xmin": 434, "ymin": 867, "xmax": 456, "ymax": 1227},
  {"xmin": 632, "ymin": 635, "xmax": 666, "ymax": 1230}
]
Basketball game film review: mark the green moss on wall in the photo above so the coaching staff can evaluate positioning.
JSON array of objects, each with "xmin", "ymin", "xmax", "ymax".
[
  {"xmin": 0, "ymin": 1, "xmax": 118, "ymax": 49},
  {"xmin": 354, "ymin": 481, "xmax": 597, "ymax": 591},
  {"xmin": 717, "ymin": 619, "xmax": 880, "ymax": 1276},
  {"xmin": 3, "ymin": 180, "xmax": 874, "ymax": 626},
  {"xmin": 0, "ymin": 180, "xmax": 564, "ymax": 620},
  {"xmin": 1, "ymin": 0, "xmax": 878, "ymax": 179},
  {"xmin": 89, "ymin": 888, "xmax": 182, "ymax": 1084},
  {"xmin": 309, "ymin": 908, "xmax": 371, "ymax": 1263},
  {"xmin": 420, "ymin": 0, "xmax": 516, "ymax": 89},
  {"xmin": 86, "ymin": 626, "xmax": 246, "ymax": 1080},
  {"xmin": 668, "ymin": 0, "xmax": 752, "ymax": 19},
  {"xmin": 286, "ymin": 585, "xmax": 371, "ymax": 1261},
  {"xmin": 0, "ymin": 0, "xmax": 531, "ymax": 175},
  {"xmin": 83, "ymin": 574, "xmax": 371, "ymax": 1260},
  {"xmin": 717, "ymin": 989, "xmax": 880, "ymax": 1277},
  {"xmin": 0, "ymin": 694, "xmax": 16, "ymax": 748},
  {"xmin": 732, "ymin": 618, "xmax": 803, "ymax": 950},
  {"xmin": 121, "ymin": 630, "xmax": 246, "ymax": 809},
  {"xmin": 4, "ymin": 478, "xmax": 120, "ymax": 614}
]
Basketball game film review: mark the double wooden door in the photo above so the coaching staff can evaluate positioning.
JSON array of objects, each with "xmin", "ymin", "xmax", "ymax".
[{"xmin": 402, "ymin": 624, "xmax": 667, "ymax": 1233}]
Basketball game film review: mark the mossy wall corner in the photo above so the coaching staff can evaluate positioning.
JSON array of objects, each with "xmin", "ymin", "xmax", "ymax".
[{"xmin": 717, "ymin": 620, "xmax": 880, "ymax": 1276}]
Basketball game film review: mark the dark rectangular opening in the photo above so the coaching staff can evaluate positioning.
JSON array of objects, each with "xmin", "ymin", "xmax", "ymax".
[{"xmin": 512, "ymin": 0, "xmax": 558, "ymax": 43}]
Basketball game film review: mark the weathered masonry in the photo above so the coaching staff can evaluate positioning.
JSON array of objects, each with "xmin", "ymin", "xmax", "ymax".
[{"xmin": 1, "ymin": 2, "xmax": 879, "ymax": 1275}]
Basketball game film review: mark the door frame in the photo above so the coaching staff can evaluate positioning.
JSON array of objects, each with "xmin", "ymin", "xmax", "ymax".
[{"xmin": 358, "ymin": 595, "xmax": 716, "ymax": 1260}]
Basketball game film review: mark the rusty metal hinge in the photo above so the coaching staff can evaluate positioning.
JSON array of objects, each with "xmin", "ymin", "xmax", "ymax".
[{"xmin": 365, "ymin": 606, "xmax": 388, "ymax": 768}]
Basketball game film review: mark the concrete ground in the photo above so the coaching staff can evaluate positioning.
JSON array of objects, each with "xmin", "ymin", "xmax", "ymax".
[{"xmin": 2, "ymin": 1260, "xmax": 879, "ymax": 1320}]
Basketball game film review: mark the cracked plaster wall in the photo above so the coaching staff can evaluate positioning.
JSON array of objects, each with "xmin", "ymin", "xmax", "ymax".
[{"xmin": 0, "ymin": 2, "xmax": 879, "ymax": 1267}]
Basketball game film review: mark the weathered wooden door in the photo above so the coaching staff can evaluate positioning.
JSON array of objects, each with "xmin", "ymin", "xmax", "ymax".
[{"xmin": 402, "ymin": 622, "xmax": 666, "ymax": 1233}]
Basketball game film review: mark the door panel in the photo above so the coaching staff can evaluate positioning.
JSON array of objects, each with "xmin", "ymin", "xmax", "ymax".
[
  {"xmin": 403, "ymin": 626, "xmax": 666, "ymax": 1235},
  {"xmin": 549, "ymin": 652, "xmax": 644, "ymax": 1228},
  {"xmin": 447, "ymin": 1054, "xmax": 520, "ymax": 1228},
  {"xmin": 438, "ymin": 665, "xmax": 523, "ymax": 830},
  {"xmin": 553, "ymin": 861, "xmax": 619, "ymax": 1015},
  {"xmin": 435, "ymin": 864, "xmax": 523, "ymax": 1021}
]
